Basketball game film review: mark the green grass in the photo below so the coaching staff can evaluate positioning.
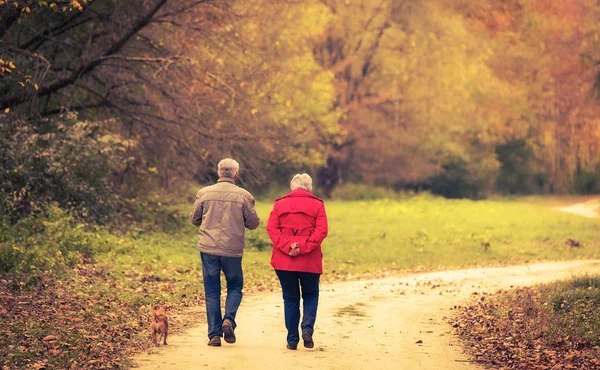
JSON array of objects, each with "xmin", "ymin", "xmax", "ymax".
[{"xmin": 242, "ymin": 195, "xmax": 600, "ymax": 282}]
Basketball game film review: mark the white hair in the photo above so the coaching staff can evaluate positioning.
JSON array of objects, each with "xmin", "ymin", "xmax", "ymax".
[
  {"xmin": 217, "ymin": 158, "xmax": 240, "ymax": 179},
  {"xmin": 290, "ymin": 173, "xmax": 313, "ymax": 192}
]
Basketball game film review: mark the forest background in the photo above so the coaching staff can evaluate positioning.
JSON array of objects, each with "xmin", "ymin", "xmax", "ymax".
[{"xmin": 2, "ymin": 0, "xmax": 600, "ymax": 226}]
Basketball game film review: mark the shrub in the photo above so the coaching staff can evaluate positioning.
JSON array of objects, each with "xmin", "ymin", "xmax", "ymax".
[
  {"xmin": 425, "ymin": 152, "xmax": 501, "ymax": 199},
  {"xmin": 573, "ymin": 167, "xmax": 600, "ymax": 194},
  {"xmin": 0, "ymin": 114, "xmax": 121, "ymax": 224},
  {"xmin": 0, "ymin": 206, "xmax": 108, "ymax": 288},
  {"xmin": 495, "ymin": 139, "xmax": 539, "ymax": 194}
]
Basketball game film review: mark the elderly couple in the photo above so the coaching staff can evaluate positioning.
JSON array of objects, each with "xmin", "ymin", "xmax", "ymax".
[{"xmin": 189, "ymin": 158, "xmax": 328, "ymax": 350}]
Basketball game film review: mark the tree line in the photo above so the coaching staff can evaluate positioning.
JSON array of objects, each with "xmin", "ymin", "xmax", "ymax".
[{"xmin": 1, "ymin": 0, "xmax": 600, "ymax": 222}]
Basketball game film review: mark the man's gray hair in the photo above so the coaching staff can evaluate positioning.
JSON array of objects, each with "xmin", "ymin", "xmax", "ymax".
[
  {"xmin": 218, "ymin": 158, "xmax": 240, "ymax": 179},
  {"xmin": 290, "ymin": 173, "xmax": 313, "ymax": 192}
]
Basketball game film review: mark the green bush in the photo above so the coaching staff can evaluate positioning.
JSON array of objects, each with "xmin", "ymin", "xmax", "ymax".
[
  {"xmin": 0, "ymin": 114, "xmax": 120, "ymax": 223},
  {"xmin": 428, "ymin": 157, "xmax": 497, "ymax": 199},
  {"xmin": 573, "ymin": 167, "xmax": 600, "ymax": 194},
  {"xmin": 0, "ymin": 206, "xmax": 108, "ymax": 288},
  {"xmin": 495, "ymin": 139, "xmax": 539, "ymax": 195}
]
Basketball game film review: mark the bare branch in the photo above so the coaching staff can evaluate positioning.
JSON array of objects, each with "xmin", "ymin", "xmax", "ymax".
[{"xmin": 0, "ymin": 0, "xmax": 168, "ymax": 110}]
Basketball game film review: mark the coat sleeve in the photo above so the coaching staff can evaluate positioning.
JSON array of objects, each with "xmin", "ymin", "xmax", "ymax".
[
  {"xmin": 300, "ymin": 203, "xmax": 328, "ymax": 255},
  {"xmin": 189, "ymin": 190, "xmax": 204, "ymax": 227},
  {"xmin": 243, "ymin": 195, "xmax": 260, "ymax": 230},
  {"xmin": 266, "ymin": 204, "xmax": 292, "ymax": 254}
]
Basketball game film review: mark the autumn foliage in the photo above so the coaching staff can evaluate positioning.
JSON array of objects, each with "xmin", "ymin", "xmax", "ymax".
[
  {"xmin": 454, "ymin": 277, "xmax": 600, "ymax": 369},
  {"xmin": 1, "ymin": 0, "xmax": 600, "ymax": 217}
]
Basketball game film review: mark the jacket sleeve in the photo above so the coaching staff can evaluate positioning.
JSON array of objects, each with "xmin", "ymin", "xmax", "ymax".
[
  {"xmin": 189, "ymin": 190, "xmax": 204, "ymax": 227},
  {"xmin": 300, "ymin": 203, "xmax": 328, "ymax": 255},
  {"xmin": 266, "ymin": 205, "xmax": 292, "ymax": 254},
  {"xmin": 243, "ymin": 196, "xmax": 260, "ymax": 230}
]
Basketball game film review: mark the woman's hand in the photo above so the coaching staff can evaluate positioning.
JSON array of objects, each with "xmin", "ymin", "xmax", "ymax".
[{"xmin": 288, "ymin": 242, "xmax": 300, "ymax": 257}]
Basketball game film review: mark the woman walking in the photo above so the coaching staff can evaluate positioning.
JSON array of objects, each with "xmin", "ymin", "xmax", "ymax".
[{"xmin": 266, "ymin": 173, "xmax": 328, "ymax": 350}]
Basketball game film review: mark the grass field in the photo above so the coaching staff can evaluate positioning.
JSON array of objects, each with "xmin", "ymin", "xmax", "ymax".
[
  {"xmin": 241, "ymin": 195, "xmax": 600, "ymax": 282},
  {"xmin": 2, "ymin": 194, "xmax": 599, "ymax": 369},
  {"xmin": 145, "ymin": 194, "xmax": 600, "ymax": 287}
]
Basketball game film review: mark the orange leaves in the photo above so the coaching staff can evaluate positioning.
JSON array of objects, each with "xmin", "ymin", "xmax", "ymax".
[{"xmin": 530, "ymin": 0, "xmax": 583, "ymax": 23}]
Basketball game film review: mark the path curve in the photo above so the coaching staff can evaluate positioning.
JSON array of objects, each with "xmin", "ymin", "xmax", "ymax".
[
  {"xmin": 554, "ymin": 198, "xmax": 599, "ymax": 218},
  {"xmin": 133, "ymin": 260, "xmax": 600, "ymax": 370}
]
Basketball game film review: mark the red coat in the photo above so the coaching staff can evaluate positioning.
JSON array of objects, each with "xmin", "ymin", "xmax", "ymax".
[{"xmin": 266, "ymin": 189, "xmax": 328, "ymax": 274}]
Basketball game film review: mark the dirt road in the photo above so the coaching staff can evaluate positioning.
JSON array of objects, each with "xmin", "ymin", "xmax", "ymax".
[
  {"xmin": 554, "ymin": 198, "xmax": 599, "ymax": 218},
  {"xmin": 133, "ymin": 260, "xmax": 600, "ymax": 370}
]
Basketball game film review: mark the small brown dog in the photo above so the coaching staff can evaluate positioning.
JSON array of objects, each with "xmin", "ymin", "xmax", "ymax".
[{"xmin": 151, "ymin": 305, "xmax": 169, "ymax": 346}]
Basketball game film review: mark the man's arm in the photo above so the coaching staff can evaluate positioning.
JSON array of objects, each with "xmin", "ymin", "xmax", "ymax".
[
  {"xmin": 189, "ymin": 190, "xmax": 204, "ymax": 227},
  {"xmin": 243, "ymin": 196, "xmax": 260, "ymax": 230}
]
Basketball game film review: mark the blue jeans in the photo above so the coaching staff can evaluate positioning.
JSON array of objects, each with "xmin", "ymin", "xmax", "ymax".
[
  {"xmin": 200, "ymin": 253, "xmax": 244, "ymax": 339},
  {"xmin": 275, "ymin": 270, "xmax": 320, "ymax": 346}
]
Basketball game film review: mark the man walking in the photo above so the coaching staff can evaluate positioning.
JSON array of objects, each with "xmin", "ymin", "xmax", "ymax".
[{"xmin": 189, "ymin": 158, "xmax": 260, "ymax": 346}]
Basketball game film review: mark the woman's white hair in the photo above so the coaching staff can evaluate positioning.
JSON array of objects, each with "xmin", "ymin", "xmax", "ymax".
[
  {"xmin": 217, "ymin": 158, "xmax": 240, "ymax": 179},
  {"xmin": 290, "ymin": 173, "xmax": 313, "ymax": 192}
]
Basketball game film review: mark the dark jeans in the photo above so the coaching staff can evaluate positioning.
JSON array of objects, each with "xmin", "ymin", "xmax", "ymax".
[
  {"xmin": 275, "ymin": 270, "xmax": 320, "ymax": 346},
  {"xmin": 200, "ymin": 253, "xmax": 244, "ymax": 339}
]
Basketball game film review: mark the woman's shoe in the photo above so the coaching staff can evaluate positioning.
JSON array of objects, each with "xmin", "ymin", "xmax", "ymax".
[{"xmin": 302, "ymin": 330, "xmax": 314, "ymax": 348}]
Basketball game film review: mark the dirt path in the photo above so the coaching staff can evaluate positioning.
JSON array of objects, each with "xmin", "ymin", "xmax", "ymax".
[
  {"xmin": 554, "ymin": 198, "xmax": 599, "ymax": 218},
  {"xmin": 133, "ymin": 260, "xmax": 600, "ymax": 370}
]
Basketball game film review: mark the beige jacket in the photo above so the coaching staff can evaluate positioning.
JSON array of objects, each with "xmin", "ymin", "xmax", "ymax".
[{"xmin": 189, "ymin": 179, "xmax": 260, "ymax": 257}]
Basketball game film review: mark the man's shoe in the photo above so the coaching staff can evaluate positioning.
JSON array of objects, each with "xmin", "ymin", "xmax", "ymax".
[
  {"xmin": 222, "ymin": 319, "xmax": 236, "ymax": 344},
  {"xmin": 208, "ymin": 336, "xmax": 221, "ymax": 346},
  {"xmin": 302, "ymin": 330, "xmax": 314, "ymax": 348},
  {"xmin": 286, "ymin": 343, "xmax": 298, "ymax": 350}
]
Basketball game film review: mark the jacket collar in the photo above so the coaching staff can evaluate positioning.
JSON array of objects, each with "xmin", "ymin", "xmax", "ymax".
[
  {"xmin": 218, "ymin": 178, "xmax": 236, "ymax": 185},
  {"xmin": 279, "ymin": 189, "xmax": 323, "ymax": 202}
]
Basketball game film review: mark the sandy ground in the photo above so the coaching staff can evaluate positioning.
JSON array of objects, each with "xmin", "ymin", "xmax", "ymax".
[
  {"xmin": 133, "ymin": 260, "xmax": 600, "ymax": 370},
  {"xmin": 554, "ymin": 198, "xmax": 599, "ymax": 218}
]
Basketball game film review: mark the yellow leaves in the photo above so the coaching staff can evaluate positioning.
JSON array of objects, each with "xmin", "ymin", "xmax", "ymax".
[
  {"xmin": 250, "ymin": 108, "xmax": 258, "ymax": 115},
  {"xmin": 70, "ymin": 0, "xmax": 84, "ymax": 12},
  {"xmin": 42, "ymin": 335, "xmax": 59, "ymax": 342}
]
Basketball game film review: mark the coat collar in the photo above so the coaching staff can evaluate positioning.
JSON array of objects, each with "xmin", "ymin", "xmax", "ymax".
[
  {"xmin": 278, "ymin": 189, "xmax": 323, "ymax": 202},
  {"xmin": 218, "ymin": 178, "xmax": 236, "ymax": 185}
]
